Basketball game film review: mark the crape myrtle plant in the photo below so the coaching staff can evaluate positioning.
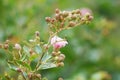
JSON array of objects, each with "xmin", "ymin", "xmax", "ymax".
[{"xmin": 0, "ymin": 8, "xmax": 93, "ymax": 80}]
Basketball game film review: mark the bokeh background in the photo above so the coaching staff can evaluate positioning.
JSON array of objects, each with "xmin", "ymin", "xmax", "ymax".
[{"xmin": 0, "ymin": 0, "xmax": 120, "ymax": 80}]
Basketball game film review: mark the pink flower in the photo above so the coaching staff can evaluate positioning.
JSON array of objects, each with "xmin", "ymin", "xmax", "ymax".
[
  {"xmin": 51, "ymin": 36, "xmax": 68, "ymax": 49},
  {"xmin": 80, "ymin": 8, "xmax": 92, "ymax": 16}
]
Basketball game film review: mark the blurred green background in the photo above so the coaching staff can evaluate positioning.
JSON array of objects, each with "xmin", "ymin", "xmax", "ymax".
[{"xmin": 0, "ymin": 0, "xmax": 120, "ymax": 80}]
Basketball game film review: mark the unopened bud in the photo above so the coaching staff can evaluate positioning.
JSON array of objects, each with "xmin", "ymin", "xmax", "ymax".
[
  {"xmin": 62, "ymin": 11, "xmax": 69, "ymax": 17},
  {"xmin": 69, "ymin": 21, "xmax": 76, "ymax": 27},
  {"xmin": 4, "ymin": 44, "xmax": 9, "ymax": 49},
  {"xmin": 57, "ymin": 62, "xmax": 64, "ymax": 67},
  {"xmin": 52, "ymin": 51, "xmax": 61, "ymax": 56},
  {"xmin": 14, "ymin": 43, "xmax": 21, "ymax": 50},
  {"xmin": 5, "ymin": 40, "xmax": 10, "ymax": 44},
  {"xmin": 45, "ymin": 17, "xmax": 51, "ymax": 23},
  {"xmin": 88, "ymin": 16, "xmax": 93, "ymax": 21},
  {"xmin": 76, "ymin": 9, "xmax": 81, "ymax": 14},
  {"xmin": 58, "ymin": 77, "xmax": 64, "ymax": 80},
  {"xmin": 55, "ymin": 8, "xmax": 60, "ymax": 14},
  {"xmin": 17, "ymin": 68, "xmax": 22, "ymax": 72},
  {"xmin": 35, "ymin": 31, "xmax": 40, "ymax": 37},
  {"xmin": 58, "ymin": 54, "xmax": 65, "ymax": 62},
  {"xmin": 36, "ymin": 74, "xmax": 41, "ymax": 79}
]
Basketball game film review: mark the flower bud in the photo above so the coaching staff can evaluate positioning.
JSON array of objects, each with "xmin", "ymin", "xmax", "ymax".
[
  {"xmin": 14, "ymin": 43, "xmax": 21, "ymax": 50},
  {"xmin": 62, "ymin": 11, "xmax": 69, "ymax": 17},
  {"xmin": 58, "ymin": 54, "xmax": 65, "ymax": 62},
  {"xmin": 57, "ymin": 62, "xmax": 64, "ymax": 67},
  {"xmin": 17, "ymin": 68, "xmax": 22, "ymax": 72},
  {"xmin": 35, "ymin": 31, "xmax": 40, "ymax": 37},
  {"xmin": 76, "ymin": 9, "xmax": 81, "ymax": 14},
  {"xmin": 58, "ymin": 77, "xmax": 63, "ymax": 80},
  {"xmin": 45, "ymin": 17, "xmax": 51, "ymax": 23},
  {"xmin": 68, "ymin": 21, "xmax": 76, "ymax": 27},
  {"xmin": 55, "ymin": 8, "xmax": 60, "ymax": 14},
  {"xmin": 4, "ymin": 43, "xmax": 9, "ymax": 49},
  {"xmin": 36, "ymin": 74, "xmax": 41, "ymax": 79}
]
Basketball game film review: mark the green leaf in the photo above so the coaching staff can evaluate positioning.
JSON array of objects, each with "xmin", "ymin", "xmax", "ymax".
[
  {"xmin": 7, "ymin": 63, "xmax": 17, "ymax": 72},
  {"xmin": 41, "ymin": 52, "xmax": 51, "ymax": 62},
  {"xmin": 29, "ymin": 54, "xmax": 38, "ymax": 61},
  {"xmin": 38, "ymin": 62, "xmax": 57, "ymax": 70},
  {"xmin": 34, "ymin": 45, "xmax": 42, "ymax": 54},
  {"xmin": 23, "ymin": 46, "xmax": 30, "ymax": 57},
  {"xmin": 16, "ymin": 60, "xmax": 31, "ymax": 70},
  {"xmin": 22, "ymin": 72, "xmax": 27, "ymax": 79}
]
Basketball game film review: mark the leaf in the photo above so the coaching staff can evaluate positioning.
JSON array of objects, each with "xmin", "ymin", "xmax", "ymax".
[
  {"xmin": 41, "ymin": 52, "xmax": 51, "ymax": 62},
  {"xmin": 34, "ymin": 45, "xmax": 42, "ymax": 54},
  {"xmin": 38, "ymin": 62, "xmax": 57, "ymax": 70},
  {"xmin": 7, "ymin": 63, "xmax": 17, "ymax": 72},
  {"xmin": 23, "ymin": 46, "xmax": 30, "ymax": 57},
  {"xmin": 21, "ymin": 54, "xmax": 27, "ymax": 61},
  {"xmin": 22, "ymin": 72, "xmax": 27, "ymax": 79},
  {"xmin": 29, "ymin": 54, "xmax": 38, "ymax": 61},
  {"xmin": 16, "ymin": 60, "xmax": 31, "ymax": 70}
]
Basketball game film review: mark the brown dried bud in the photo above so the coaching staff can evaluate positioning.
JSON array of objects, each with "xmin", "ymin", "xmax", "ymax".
[
  {"xmin": 35, "ymin": 31, "xmax": 40, "ymax": 37},
  {"xmin": 45, "ymin": 17, "xmax": 51, "ymax": 23},
  {"xmin": 69, "ymin": 21, "xmax": 76, "ymax": 27},
  {"xmin": 57, "ymin": 62, "xmax": 64, "ymax": 67},
  {"xmin": 4, "ymin": 44, "xmax": 9, "ymax": 49},
  {"xmin": 58, "ymin": 77, "xmax": 64, "ymax": 80},
  {"xmin": 55, "ymin": 8, "xmax": 60, "ymax": 14}
]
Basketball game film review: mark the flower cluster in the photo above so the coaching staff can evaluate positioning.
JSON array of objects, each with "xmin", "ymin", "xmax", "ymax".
[{"xmin": 0, "ymin": 8, "xmax": 93, "ymax": 80}]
